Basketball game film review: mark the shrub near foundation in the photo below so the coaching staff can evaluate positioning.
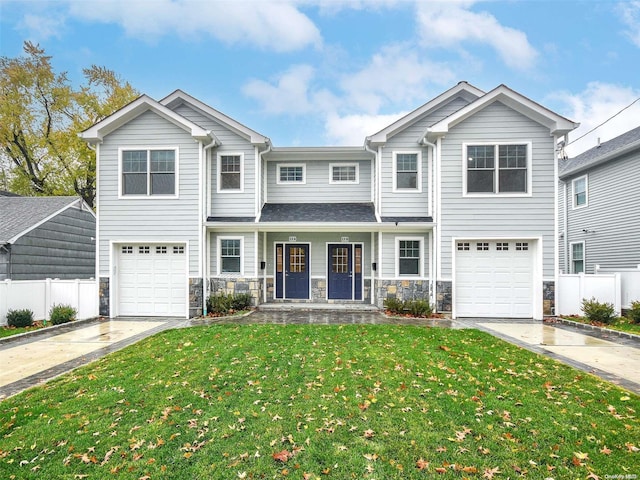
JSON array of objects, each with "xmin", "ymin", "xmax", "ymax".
[
  {"xmin": 49, "ymin": 304, "xmax": 76, "ymax": 325},
  {"xmin": 628, "ymin": 300, "xmax": 640, "ymax": 324},
  {"xmin": 581, "ymin": 297, "xmax": 616, "ymax": 324},
  {"xmin": 6, "ymin": 309, "xmax": 34, "ymax": 328}
]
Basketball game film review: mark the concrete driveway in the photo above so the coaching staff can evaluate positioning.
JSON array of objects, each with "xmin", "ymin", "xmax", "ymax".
[{"xmin": 1, "ymin": 312, "xmax": 638, "ymax": 400}]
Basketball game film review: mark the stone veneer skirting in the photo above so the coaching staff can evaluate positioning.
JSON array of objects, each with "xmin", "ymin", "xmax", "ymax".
[
  {"xmin": 209, "ymin": 277, "xmax": 263, "ymax": 307},
  {"xmin": 543, "ymin": 281, "xmax": 555, "ymax": 316},
  {"xmin": 375, "ymin": 279, "xmax": 431, "ymax": 309},
  {"xmin": 189, "ymin": 278, "xmax": 203, "ymax": 318},
  {"xmin": 99, "ymin": 277, "xmax": 110, "ymax": 316},
  {"xmin": 436, "ymin": 281, "xmax": 452, "ymax": 313}
]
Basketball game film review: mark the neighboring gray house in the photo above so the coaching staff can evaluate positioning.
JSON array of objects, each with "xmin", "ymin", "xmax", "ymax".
[
  {"xmin": 0, "ymin": 196, "xmax": 96, "ymax": 280},
  {"xmin": 558, "ymin": 126, "xmax": 640, "ymax": 274},
  {"xmin": 81, "ymin": 82, "xmax": 577, "ymax": 320}
]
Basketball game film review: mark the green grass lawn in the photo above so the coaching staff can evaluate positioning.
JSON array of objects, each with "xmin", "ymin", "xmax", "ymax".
[
  {"xmin": 0, "ymin": 322, "xmax": 46, "ymax": 339},
  {"xmin": 1, "ymin": 324, "xmax": 638, "ymax": 479}
]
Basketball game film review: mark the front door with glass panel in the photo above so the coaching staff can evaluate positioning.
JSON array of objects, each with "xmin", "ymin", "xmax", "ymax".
[
  {"xmin": 328, "ymin": 244, "xmax": 363, "ymax": 300},
  {"xmin": 275, "ymin": 243, "xmax": 310, "ymax": 299}
]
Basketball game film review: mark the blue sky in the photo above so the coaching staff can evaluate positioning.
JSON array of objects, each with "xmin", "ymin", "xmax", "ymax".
[{"xmin": 1, "ymin": 0, "xmax": 639, "ymax": 155}]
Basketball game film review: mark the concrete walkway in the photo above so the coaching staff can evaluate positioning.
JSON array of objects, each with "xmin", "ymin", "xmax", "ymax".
[{"xmin": 1, "ymin": 310, "xmax": 638, "ymax": 400}]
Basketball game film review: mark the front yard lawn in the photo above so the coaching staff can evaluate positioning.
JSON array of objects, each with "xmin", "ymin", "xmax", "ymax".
[
  {"xmin": 0, "ymin": 321, "xmax": 46, "ymax": 339},
  {"xmin": 1, "ymin": 324, "xmax": 638, "ymax": 479}
]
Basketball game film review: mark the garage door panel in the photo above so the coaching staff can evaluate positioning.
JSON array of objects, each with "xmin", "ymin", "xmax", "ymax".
[
  {"xmin": 455, "ymin": 240, "xmax": 534, "ymax": 318},
  {"xmin": 118, "ymin": 244, "xmax": 187, "ymax": 317}
]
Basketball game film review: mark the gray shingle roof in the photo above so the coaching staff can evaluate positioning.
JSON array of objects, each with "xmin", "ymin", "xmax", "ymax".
[
  {"xmin": 260, "ymin": 203, "xmax": 377, "ymax": 223},
  {"xmin": 559, "ymin": 125, "xmax": 640, "ymax": 178},
  {"xmin": 0, "ymin": 196, "xmax": 80, "ymax": 244},
  {"xmin": 381, "ymin": 216, "xmax": 433, "ymax": 223}
]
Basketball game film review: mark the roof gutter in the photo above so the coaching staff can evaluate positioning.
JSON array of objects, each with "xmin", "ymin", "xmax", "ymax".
[
  {"xmin": 256, "ymin": 140, "xmax": 273, "ymax": 222},
  {"xmin": 363, "ymin": 140, "xmax": 381, "ymax": 222}
]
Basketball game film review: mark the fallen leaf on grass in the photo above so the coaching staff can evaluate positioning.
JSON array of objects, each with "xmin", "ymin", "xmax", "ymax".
[{"xmin": 416, "ymin": 458, "xmax": 429, "ymax": 470}]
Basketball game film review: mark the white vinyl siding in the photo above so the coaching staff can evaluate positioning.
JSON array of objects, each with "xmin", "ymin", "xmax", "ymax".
[
  {"xmin": 378, "ymin": 233, "xmax": 430, "ymax": 278},
  {"xmin": 439, "ymin": 101, "xmax": 556, "ymax": 280},
  {"xmin": 210, "ymin": 232, "xmax": 256, "ymax": 277},
  {"xmin": 561, "ymin": 150, "xmax": 640, "ymax": 274},
  {"xmin": 98, "ymin": 110, "xmax": 201, "ymax": 277},
  {"xmin": 172, "ymin": 104, "xmax": 257, "ymax": 217},
  {"xmin": 266, "ymin": 160, "xmax": 371, "ymax": 203}
]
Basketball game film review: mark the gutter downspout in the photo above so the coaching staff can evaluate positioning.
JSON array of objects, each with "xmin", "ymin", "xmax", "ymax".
[
  {"xmin": 257, "ymin": 141, "xmax": 272, "ymax": 306},
  {"xmin": 202, "ymin": 132, "xmax": 219, "ymax": 316},
  {"xmin": 420, "ymin": 136, "xmax": 438, "ymax": 311},
  {"xmin": 364, "ymin": 140, "xmax": 380, "ymax": 222},
  {"xmin": 364, "ymin": 140, "xmax": 380, "ymax": 306}
]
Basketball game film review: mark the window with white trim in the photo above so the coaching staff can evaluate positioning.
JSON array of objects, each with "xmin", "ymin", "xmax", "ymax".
[
  {"xmin": 572, "ymin": 175, "xmax": 588, "ymax": 208},
  {"xmin": 220, "ymin": 238, "xmax": 242, "ymax": 274},
  {"xmin": 121, "ymin": 148, "xmax": 177, "ymax": 196},
  {"xmin": 570, "ymin": 241, "xmax": 585, "ymax": 274},
  {"xmin": 330, "ymin": 163, "xmax": 358, "ymax": 184},
  {"xmin": 394, "ymin": 152, "xmax": 421, "ymax": 191},
  {"xmin": 397, "ymin": 238, "xmax": 422, "ymax": 276},
  {"xmin": 465, "ymin": 143, "xmax": 529, "ymax": 194},
  {"xmin": 277, "ymin": 164, "xmax": 305, "ymax": 184},
  {"xmin": 219, "ymin": 154, "xmax": 243, "ymax": 191}
]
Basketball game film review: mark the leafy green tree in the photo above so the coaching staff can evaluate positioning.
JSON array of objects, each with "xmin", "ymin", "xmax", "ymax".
[{"xmin": 0, "ymin": 41, "xmax": 138, "ymax": 207}]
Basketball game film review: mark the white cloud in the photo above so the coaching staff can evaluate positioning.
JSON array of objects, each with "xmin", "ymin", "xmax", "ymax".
[
  {"xmin": 416, "ymin": 1, "xmax": 538, "ymax": 70},
  {"xmin": 324, "ymin": 111, "xmax": 406, "ymax": 145},
  {"xmin": 556, "ymin": 82, "xmax": 640, "ymax": 156},
  {"xmin": 618, "ymin": 0, "xmax": 640, "ymax": 47},
  {"xmin": 66, "ymin": 0, "xmax": 322, "ymax": 51},
  {"xmin": 18, "ymin": 13, "xmax": 66, "ymax": 41},
  {"xmin": 339, "ymin": 44, "xmax": 456, "ymax": 113},
  {"xmin": 243, "ymin": 64, "xmax": 337, "ymax": 115}
]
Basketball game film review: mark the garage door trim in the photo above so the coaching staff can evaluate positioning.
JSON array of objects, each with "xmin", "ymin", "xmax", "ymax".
[
  {"xmin": 451, "ymin": 236, "xmax": 542, "ymax": 320},
  {"xmin": 112, "ymin": 240, "xmax": 189, "ymax": 318}
]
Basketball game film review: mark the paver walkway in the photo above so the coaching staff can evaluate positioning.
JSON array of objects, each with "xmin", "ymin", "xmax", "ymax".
[{"xmin": 1, "ymin": 311, "xmax": 638, "ymax": 400}]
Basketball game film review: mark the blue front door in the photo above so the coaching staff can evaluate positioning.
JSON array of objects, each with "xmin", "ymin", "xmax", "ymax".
[
  {"xmin": 285, "ymin": 244, "xmax": 309, "ymax": 299},
  {"xmin": 328, "ymin": 244, "xmax": 358, "ymax": 300}
]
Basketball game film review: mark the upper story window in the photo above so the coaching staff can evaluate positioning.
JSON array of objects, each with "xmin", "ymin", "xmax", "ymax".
[
  {"xmin": 278, "ymin": 164, "xmax": 305, "ymax": 184},
  {"xmin": 121, "ymin": 148, "xmax": 177, "ymax": 197},
  {"xmin": 397, "ymin": 238, "xmax": 422, "ymax": 276},
  {"xmin": 572, "ymin": 175, "xmax": 588, "ymax": 208},
  {"xmin": 570, "ymin": 241, "xmax": 585, "ymax": 274},
  {"xmin": 218, "ymin": 154, "xmax": 243, "ymax": 192},
  {"xmin": 330, "ymin": 163, "xmax": 359, "ymax": 184},
  {"xmin": 394, "ymin": 152, "xmax": 421, "ymax": 191},
  {"xmin": 465, "ymin": 143, "xmax": 530, "ymax": 195}
]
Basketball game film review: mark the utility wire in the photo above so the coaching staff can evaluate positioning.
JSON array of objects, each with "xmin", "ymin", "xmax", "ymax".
[{"xmin": 566, "ymin": 96, "xmax": 640, "ymax": 146}]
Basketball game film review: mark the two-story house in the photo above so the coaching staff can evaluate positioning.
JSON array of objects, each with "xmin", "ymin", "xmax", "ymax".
[
  {"xmin": 558, "ymin": 125, "xmax": 640, "ymax": 274},
  {"xmin": 81, "ymin": 82, "xmax": 578, "ymax": 320}
]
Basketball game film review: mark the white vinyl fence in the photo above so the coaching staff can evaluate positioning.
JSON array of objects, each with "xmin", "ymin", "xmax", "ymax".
[
  {"xmin": 595, "ymin": 266, "xmax": 640, "ymax": 309},
  {"xmin": 0, "ymin": 279, "xmax": 98, "ymax": 326}
]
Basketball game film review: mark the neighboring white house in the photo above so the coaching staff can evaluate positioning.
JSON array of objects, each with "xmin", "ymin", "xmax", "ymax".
[
  {"xmin": 81, "ymin": 82, "xmax": 578, "ymax": 320},
  {"xmin": 558, "ymin": 125, "xmax": 640, "ymax": 275}
]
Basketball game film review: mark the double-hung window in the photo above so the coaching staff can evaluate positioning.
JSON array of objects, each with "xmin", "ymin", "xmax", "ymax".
[
  {"xmin": 220, "ymin": 238, "xmax": 242, "ymax": 274},
  {"xmin": 219, "ymin": 154, "xmax": 243, "ymax": 192},
  {"xmin": 121, "ymin": 148, "xmax": 177, "ymax": 196},
  {"xmin": 465, "ymin": 143, "xmax": 529, "ymax": 194},
  {"xmin": 277, "ymin": 164, "xmax": 305, "ymax": 184},
  {"xmin": 570, "ymin": 241, "xmax": 585, "ymax": 274},
  {"xmin": 394, "ymin": 152, "xmax": 420, "ymax": 191},
  {"xmin": 572, "ymin": 175, "xmax": 588, "ymax": 208},
  {"xmin": 397, "ymin": 238, "xmax": 422, "ymax": 276}
]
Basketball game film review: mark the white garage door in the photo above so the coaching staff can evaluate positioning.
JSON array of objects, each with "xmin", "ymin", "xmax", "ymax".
[
  {"xmin": 455, "ymin": 240, "xmax": 534, "ymax": 318},
  {"xmin": 118, "ymin": 244, "xmax": 187, "ymax": 316}
]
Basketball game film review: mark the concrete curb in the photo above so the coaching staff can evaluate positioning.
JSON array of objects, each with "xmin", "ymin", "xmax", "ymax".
[{"xmin": 549, "ymin": 317, "xmax": 640, "ymax": 343}]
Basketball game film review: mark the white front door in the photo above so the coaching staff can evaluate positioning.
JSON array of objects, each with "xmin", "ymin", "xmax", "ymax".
[
  {"xmin": 455, "ymin": 240, "xmax": 534, "ymax": 318},
  {"xmin": 117, "ymin": 244, "xmax": 187, "ymax": 316}
]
